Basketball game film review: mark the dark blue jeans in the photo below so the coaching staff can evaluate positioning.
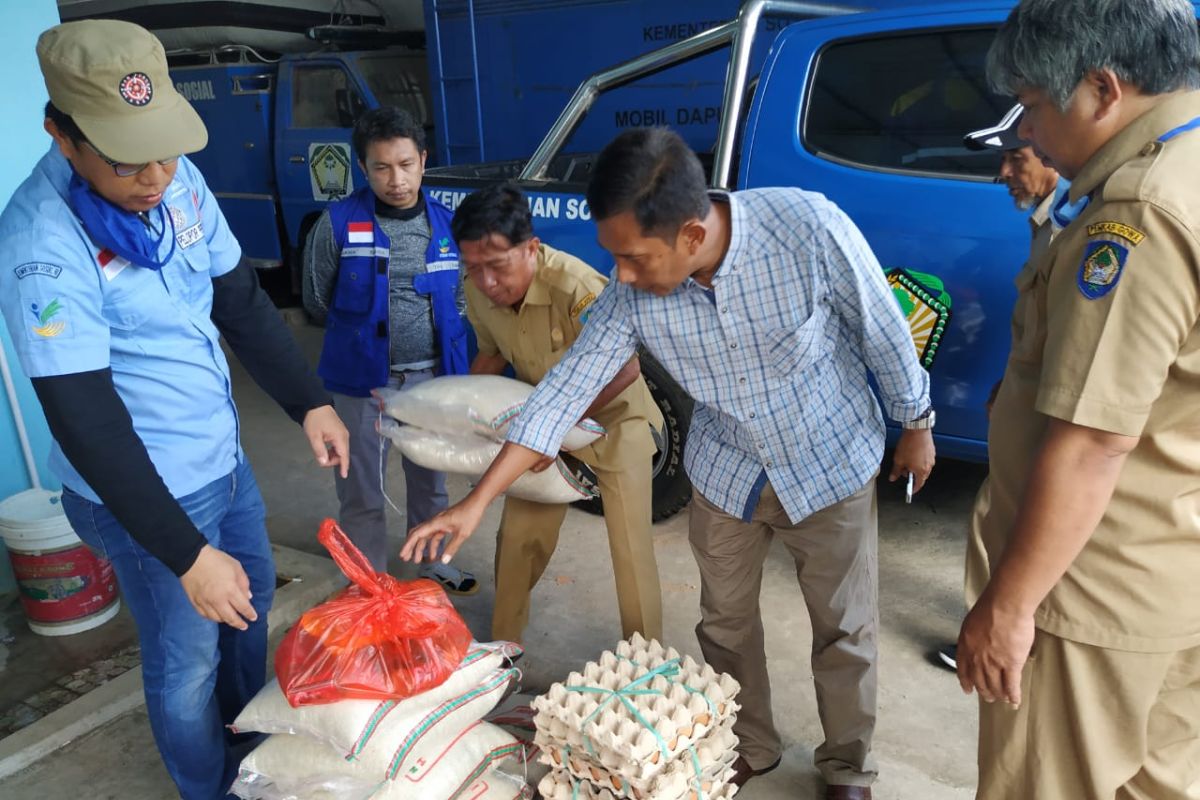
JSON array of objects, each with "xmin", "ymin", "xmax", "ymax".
[{"xmin": 62, "ymin": 459, "xmax": 274, "ymax": 800}]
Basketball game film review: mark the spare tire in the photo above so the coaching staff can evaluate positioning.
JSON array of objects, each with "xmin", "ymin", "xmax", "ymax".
[{"xmin": 570, "ymin": 353, "xmax": 692, "ymax": 522}]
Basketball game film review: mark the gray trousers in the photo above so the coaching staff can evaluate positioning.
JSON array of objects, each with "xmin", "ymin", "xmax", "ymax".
[
  {"xmin": 332, "ymin": 369, "xmax": 448, "ymax": 572},
  {"xmin": 688, "ymin": 479, "xmax": 879, "ymax": 787}
]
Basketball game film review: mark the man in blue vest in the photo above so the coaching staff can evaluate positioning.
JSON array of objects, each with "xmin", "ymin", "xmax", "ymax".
[{"xmin": 303, "ymin": 107, "xmax": 476, "ymax": 592}]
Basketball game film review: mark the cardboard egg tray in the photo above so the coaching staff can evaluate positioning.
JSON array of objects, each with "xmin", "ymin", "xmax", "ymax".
[
  {"xmin": 531, "ymin": 635, "xmax": 741, "ymax": 798},
  {"xmin": 537, "ymin": 767, "xmax": 739, "ymax": 800},
  {"xmin": 537, "ymin": 720, "xmax": 738, "ymax": 800}
]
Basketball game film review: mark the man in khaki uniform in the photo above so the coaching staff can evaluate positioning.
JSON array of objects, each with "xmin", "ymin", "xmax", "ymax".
[
  {"xmin": 935, "ymin": 106, "xmax": 1065, "ymax": 672},
  {"xmin": 451, "ymin": 183, "xmax": 664, "ymax": 643},
  {"xmin": 958, "ymin": 1, "xmax": 1200, "ymax": 797}
]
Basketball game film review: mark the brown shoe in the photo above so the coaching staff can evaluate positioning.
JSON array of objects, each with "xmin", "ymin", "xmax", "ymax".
[
  {"xmin": 825, "ymin": 786, "xmax": 872, "ymax": 800},
  {"xmin": 729, "ymin": 755, "xmax": 782, "ymax": 788}
]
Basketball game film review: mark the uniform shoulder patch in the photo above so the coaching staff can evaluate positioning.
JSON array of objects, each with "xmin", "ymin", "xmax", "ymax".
[
  {"xmin": 1077, "ymin": 241, "xmax": 1127, "ymax": 300},
  {"xmin": 1086, "ymin": 221, "xmax": 1145, "ymax": 246},
  {"xmin": 28, "ymin": 297, "xmax": 69, "ymax": 339},
  {"xmin": 570, "ymin": 292, "xmax": 596, "ymax": 319},
  {"xmin": 14, "ymin": 262, "xmax": 62, "ymax": 280}
]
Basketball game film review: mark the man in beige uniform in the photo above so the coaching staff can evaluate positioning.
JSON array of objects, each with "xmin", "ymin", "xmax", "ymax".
[
  {"xmin": 958, "ymin": 1, "xmax": 1200, "ymax": 797},
  {"xmin": 935, "ymin": 106, "xmax": 1064, "ymax": 672},
  {"xmin": 451, "ymin": 183, "xmax": 664, "ymax": 643}
]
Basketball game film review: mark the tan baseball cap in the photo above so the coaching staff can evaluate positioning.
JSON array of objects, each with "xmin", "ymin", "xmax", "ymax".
[{"xmin": 37, "ymin": 20, "xmax": 207, "ymax": 164}]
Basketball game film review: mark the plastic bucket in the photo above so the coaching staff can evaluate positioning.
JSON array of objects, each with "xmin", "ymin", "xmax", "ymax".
[{"xmin": 0, "ymin": 489, "xmax": 120, "ymax": 636}]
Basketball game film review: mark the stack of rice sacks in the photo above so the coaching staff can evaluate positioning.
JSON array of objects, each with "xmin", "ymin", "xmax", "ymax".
[
  {"xmin": 532, "ymin": 633, "xmax": 742, "ymax": 800},
  {"xmin": 375, "ymin": 375, "xmax": 605, "ymax": 505},
  {"xmin": 228, "ymin": 641, "xmax": 534, "ymax": 800}
]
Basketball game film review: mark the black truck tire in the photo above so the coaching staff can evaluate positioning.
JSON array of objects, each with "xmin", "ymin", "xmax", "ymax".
[{"xmin": 570, "ymin": 353, "xmax": 693, "ymax": 522}]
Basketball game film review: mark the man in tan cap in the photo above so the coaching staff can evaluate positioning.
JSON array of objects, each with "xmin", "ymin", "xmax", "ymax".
[{"xmin": 0, "ymin": 20, "xmax": 349, "ymax": 799}]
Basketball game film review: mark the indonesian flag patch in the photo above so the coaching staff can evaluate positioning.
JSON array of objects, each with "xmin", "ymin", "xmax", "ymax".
[
  {"xmin": 347, "ymin": 222, "xmax": 373, "ymax": 244},
  {"xmin": 97, "ymin": 248, "xmax": 129, "ymax": 282}
]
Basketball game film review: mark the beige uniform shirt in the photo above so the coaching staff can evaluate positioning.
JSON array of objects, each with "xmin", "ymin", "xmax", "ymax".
[
  {"xmin": 466, "ymin": 244, "xmax": 663, "ymax": 470},
  {"xmin": 984, "ymin": 92, "xmax": 1200, "ymax": 653},
  {"xmin": 1007, "ymin": 190, "xmax": 1060, "ymax": 350}
]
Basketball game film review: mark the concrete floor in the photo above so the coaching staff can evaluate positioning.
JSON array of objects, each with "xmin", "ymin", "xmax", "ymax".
[{"xmin": 4, "ymin": 319, "xmax": 985, "ymax": 799}]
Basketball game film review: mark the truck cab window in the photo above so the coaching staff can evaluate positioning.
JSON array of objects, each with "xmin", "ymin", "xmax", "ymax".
[
  {"xmin": 357, "ymin": 55, "xmax": 430, "ymax": 127},
  {"xmin": 292, "ymin": 65, "xmax": 364, "ymax": 128},
  {"xmin": 803, "ymin": 29, "xmax": 1007, "ymax": 178}
]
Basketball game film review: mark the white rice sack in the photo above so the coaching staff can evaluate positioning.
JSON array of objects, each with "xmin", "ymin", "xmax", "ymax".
[
  {"xmin": 229, "ymin": 733, "xmax": 376, "ymax": 800},
  {"xmin": 488, "ymin": 692, "xmax": 551, "ymax": 790},
  {"xmin": 233, "ymin": 642, "xmax": 521, "ymax": 757},
  {"xmin": 379, "ymin": 421, "xmax": 596, "ymax": 504},
  {"xmin": 233, "ymin": 722, "xmax": 524, "ymax": 800},
  {"xmin": 453, "ymin": 767, "xmax": 533, "ymax": 800},
  {"xmin": 378, "ymin": 721, "xmax": 526, "ymax": 798},
  {"xmin": 374, "ymin": 375, "xmax": 605, "ymax": 451}
]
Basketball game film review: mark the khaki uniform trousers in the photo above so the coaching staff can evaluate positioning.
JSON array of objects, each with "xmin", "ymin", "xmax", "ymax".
[
  {"xmin": 689, "ymin": 479, "xmax": 879, "ymax": 788},
  {"xmin": 978, "ymin": 630, "xmax": 1200, "ymax": 800},
  {"xmin": 964, "ymin": 477, "xmax": 991, "ymax": 609},
  {"xmin": 491, "ymin": 454, "xmax": 662, "ymax": 644}
]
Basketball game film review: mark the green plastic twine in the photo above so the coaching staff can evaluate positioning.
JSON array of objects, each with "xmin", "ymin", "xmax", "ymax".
[{"xmin": 563, "ymin": 656, "xmax": 716, "ymax": 800}]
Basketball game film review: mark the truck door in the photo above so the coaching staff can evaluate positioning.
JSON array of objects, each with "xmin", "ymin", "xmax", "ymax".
[
  {"xmin": 275, "ymin": 60, "xmax": 369, "ymax": 250},
  {"xmin": 740, "ymin": 9, "xmax": 1024, "ymax": 462}
]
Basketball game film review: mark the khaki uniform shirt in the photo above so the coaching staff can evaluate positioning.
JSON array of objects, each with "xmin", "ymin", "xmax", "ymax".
[
  {"xmin": 1007, "ymin": 190, "xmax": 1059, "ymax": 351},
  {"xmin": 984, "ymin": 92, "xmax": 1200, "ymax": 652},
  {"xmin": 466, "ymin": 244, "xmax": 663, "ymax": 470}
]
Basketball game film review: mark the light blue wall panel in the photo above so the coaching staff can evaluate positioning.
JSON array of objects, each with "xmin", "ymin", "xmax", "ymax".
[{"xmin": 0, "ymin": 0, "xmax": 62, "ymax": 502}]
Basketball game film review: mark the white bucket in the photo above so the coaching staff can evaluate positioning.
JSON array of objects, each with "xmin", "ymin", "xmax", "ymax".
[{"xmin": 0, "ymin": 489, "xmax": 120, "ymax": 636}]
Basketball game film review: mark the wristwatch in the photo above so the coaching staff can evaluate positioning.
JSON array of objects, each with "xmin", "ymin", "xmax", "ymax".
[{"xmin": 901, "ymin": 407, "xmax": 936, "ymax": 430}]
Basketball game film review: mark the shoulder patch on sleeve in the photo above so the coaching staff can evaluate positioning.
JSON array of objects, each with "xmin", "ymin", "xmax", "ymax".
[
  {"xmin": 14, "ymin": 262, "xmax": 63, "ymax": 280},
  {"xmin": 570, "ymin": 292, "xmax": 596, "ymax": 319},
  {"xmin": 26, "ymin": 297, "xmax": 72, "ymax": 340},
  {"xmin": 1086, "ymin": 221, "xmax": 1145, "ymax": 246},
  {"xmin": 1077, "ymin": 241, "xmax": 1127, "ymax": 300}
]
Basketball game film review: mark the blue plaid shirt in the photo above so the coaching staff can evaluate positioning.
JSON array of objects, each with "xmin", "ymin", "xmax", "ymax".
[{"xmin": 508, "ymin": 188, "xmax": 930, "ymax": 523}]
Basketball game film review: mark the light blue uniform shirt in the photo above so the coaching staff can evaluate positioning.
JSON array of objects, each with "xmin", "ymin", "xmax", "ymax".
[
  {"xmin": 508, "ymin": 189, "xmax": 931, "ymax": 523},
  {"xmin": 0, "ymin": 147, "xmax": 242, "ymax": 503}
]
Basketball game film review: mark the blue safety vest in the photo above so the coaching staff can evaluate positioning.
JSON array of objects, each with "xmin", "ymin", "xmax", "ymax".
[{"xmin": 317, "ymin": 187, "xmax": 469, "ymax": 396}]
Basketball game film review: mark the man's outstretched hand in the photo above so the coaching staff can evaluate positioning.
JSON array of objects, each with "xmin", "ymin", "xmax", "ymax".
[{"xmin": 401, "ymin": 500, "xmax": 487, "ymax": 564}]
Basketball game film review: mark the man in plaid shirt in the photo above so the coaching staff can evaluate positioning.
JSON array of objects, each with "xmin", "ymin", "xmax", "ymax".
[{"xmin": 404, "ymin": 128, "xmax": 935, "ymax": 800}]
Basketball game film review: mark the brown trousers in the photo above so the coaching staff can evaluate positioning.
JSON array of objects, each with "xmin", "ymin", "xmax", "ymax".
[
  {"xmin": 964, "ymin": 477, "xmax": 991, "ymax": 609},
  {"xmin": 978, "ymin": 630, "xmax": 1200, "ymax": 799},
  {"xmin": 491, "ymin": 456, "xmax": 662, "ymax": 644},
  {"xmin": 688, "ymin": 479, "xmax": 879, "ymax": 787}
]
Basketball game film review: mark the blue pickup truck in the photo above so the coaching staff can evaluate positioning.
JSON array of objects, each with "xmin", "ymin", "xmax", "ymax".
[
  {"xmin": 164, "ymin": 1, "xmax": 781, "ymax": 292},
  {"xmin": 159, "ymin": 0, "xmax": 927, "ymax": 295},
  {"xmin": 422, "ymin": 0, "xmax": 1033, "ymax": 518}
]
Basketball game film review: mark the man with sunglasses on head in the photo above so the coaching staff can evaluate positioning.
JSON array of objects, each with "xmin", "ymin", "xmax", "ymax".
[{"xmin": 0, "ymin": 20, "xmax": 349, "ymax": 800}]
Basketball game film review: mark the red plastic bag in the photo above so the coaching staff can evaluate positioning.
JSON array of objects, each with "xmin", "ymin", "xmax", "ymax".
[{"xmin": 274, "ymin": 519, "xmax": 473, "ymax": 707}]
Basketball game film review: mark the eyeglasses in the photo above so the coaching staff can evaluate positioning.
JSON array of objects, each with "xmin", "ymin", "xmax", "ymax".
[
  {"xmin": 462, "ymin": 244, "xmax": 526, "ymax": 277},
  {"xmin": 84, "ymin": 141, "xmax": 179, "ymax": 178}
]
